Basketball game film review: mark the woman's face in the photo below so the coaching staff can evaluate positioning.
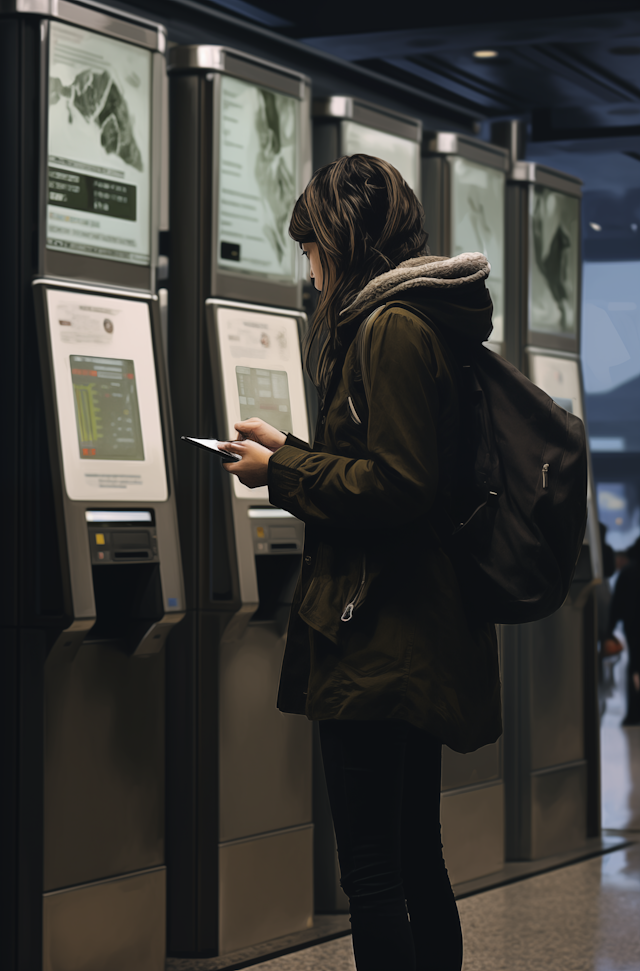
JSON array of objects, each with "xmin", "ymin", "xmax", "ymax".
[{"xmin": 301, "ymin": 242, "xmax": 323, "ymax": 291}]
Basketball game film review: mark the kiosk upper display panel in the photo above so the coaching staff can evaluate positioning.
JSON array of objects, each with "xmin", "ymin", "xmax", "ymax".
[
  {"xmin": 217, "ymin": 75, "xmax": 298, "ymax": 283},
  {"xmin": 342, "ymin": 121, "xmax": 420, "ymax": 192},
  {"xmin": 450, "ymin": 157, "xmax": 505, "ymax": 344},
  {"xmin": 530, "ymin": 186, "xmax": 580, "ymax": 337},
  {"xmin": 47, "ymin": 22, "xmax": 152, "ymax": 267},
  {"xmin": 46, "ymin": 289, "xmax": 167, "ymax": 501}
]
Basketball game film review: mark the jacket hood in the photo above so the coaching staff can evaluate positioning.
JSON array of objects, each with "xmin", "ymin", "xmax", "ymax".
[{"xmin": 342, "ymin": 252, "xmax": 494, "ymax": 346}]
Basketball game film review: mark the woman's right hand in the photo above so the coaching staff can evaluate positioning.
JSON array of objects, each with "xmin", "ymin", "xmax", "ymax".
[{"xmin": 233, "ymin": 418, "xmax": 286, "ymax": 452}]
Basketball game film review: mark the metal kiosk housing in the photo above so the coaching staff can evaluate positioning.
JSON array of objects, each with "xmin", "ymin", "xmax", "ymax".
[
  {"xmin": 420, "ymin": 130, "xmax": 510, "ymax": 887},
  {"xmin": 1, "ymin": 2, "xmax": 184, "ymax": 969},
  {"xmin": 167, "ymin": 45, "xmax": 314, "ymax": 956},
  {"xmin": 503, "ymin": 160, "xmax": 603, "ymax": 861}
]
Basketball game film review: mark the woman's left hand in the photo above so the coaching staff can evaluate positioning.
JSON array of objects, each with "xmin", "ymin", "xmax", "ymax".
[{"xmin": 221, "ymin": 439, "xmax": 272, "ymax": 488}]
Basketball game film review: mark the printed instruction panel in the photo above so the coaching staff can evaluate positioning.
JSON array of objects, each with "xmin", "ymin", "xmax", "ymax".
[
  {"xmin": 217, "ymin": 74, "xmax": 299, "ymax": 283},
  {"xmin": 212, "ymin": 304, "xmax": 309, "ymax": 500},
  {"xmin": 46, "ymin": 288, "xmax": 167, "ymax": 500},
  {"xmin": 47, "ymin": 21, "xmax": 152, "ymax": 265}
]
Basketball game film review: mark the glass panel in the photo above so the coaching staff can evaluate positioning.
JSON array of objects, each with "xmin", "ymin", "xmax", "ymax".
[
  {"xmin": 47, "ymin": 21, "xmax": 152, "ymax": 266},
  {"xmin": 450, "ymin": 157, "xmax": 505, "ymax": 343},
  {"xmin": 530, "ymin": 186, "xmax": 580, "ymax": 336},
  {"xmin": 341, "ymin": 120, "xmax": 420, "ymax": 192},
  {"xmin": 218, "ymin": 75, "xmax": 298, "ymax": 283}
]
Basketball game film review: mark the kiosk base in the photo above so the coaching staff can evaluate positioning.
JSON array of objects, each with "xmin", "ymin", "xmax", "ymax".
[{"xmin": 43, "ymin": 868, "xmax": 166, "ymax": 971}]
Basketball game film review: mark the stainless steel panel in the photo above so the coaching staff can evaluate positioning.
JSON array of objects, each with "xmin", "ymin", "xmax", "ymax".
[
  {"xmin": 526, "ymin": 604, "xmax": 585, "ymax": 771},
  {"xmin": 43, "ymin": 868, "xmax": 165, "ymax": 971},
  {"xmin": 219, "ymin": 827, "xmax": 313, "ymax": 954},
  {"xmin": 44, "ymin": 642, "xmax": 164, "ymax": 891},
  {"xmin": 441, "ymin": 741, "xmax": 501, "ymax": 791},
  {"xmin": 425, "ymin": 132, "xmax": 509, "ymax": 172},
  {"xmin": 313, "ymin": 96, "xmax": 422, "ymax": 142},
  {"xmin": 219, "ymin": 622, "xmax": 312, "ymax": 842},
  {"xmin": 441, "ymin": 783, "xmax": 504, "ymax": 885},
  {"xmin": 531, "ymin": 762, "xmax": 587, "ymax": 859}
]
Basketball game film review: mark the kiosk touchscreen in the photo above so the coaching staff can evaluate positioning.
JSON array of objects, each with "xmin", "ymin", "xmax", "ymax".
[
  {"xmin": 45, "ymin": 287, "xmax": 167, "ymax": 501},
  {"xmin": 313, "ymin": 97, "xmax": 422, "ymax": 193},
  {"xmin": 422, "ymin": 133, "xmax": 509, "ymax": 351},
  {"xmin": 209, "ymin": 301, "xmax": 310, "ymax": 504}
]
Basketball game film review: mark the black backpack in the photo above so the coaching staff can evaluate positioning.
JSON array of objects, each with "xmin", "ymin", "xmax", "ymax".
[{"xmin": 356, "ymin": 302, "xmax": 588, "ymax": 625}]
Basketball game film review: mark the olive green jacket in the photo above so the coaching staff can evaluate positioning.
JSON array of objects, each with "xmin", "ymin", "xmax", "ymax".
[{"xmin": 268, "ymin": 253, "xmax": 502, "ymax": 753}]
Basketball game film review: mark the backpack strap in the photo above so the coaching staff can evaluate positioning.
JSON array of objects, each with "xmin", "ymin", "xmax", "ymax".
[{"xmin": 355, "ymin": 303, "xmax": 388, "ymax": 403}]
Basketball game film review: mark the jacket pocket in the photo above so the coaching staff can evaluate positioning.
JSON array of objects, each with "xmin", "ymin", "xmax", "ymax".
[{"xmin": 347, "ymin": 396, "xmax": 362, "ymax": 425}]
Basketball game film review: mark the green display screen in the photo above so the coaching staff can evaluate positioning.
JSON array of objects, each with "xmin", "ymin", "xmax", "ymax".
[{"xmin": 70, "ymin": 354, "xmax": 144, "ymax": 460}]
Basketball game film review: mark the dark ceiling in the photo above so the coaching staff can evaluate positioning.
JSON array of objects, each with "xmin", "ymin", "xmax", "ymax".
[{"xmin": 198, "ymin": 1, "xmax": 640, "ymax": 257}]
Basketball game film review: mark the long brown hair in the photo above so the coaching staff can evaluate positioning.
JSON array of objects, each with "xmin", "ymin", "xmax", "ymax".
[{"xmin": 289, "ymin": 154, "xmax": 427, "ymax": 393}]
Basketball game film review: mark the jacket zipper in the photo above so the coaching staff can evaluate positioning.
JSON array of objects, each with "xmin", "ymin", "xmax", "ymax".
[
  {"xmin": 347, "ymin": 396, "xmax": 362, "ymax": 425},
  {"xmin": 341, "ymin": 554, "xmax": 367, "ymax": 622},
  {"xmin": 542, "ymin": 463, "xmax": 550, "ymax": 489}
]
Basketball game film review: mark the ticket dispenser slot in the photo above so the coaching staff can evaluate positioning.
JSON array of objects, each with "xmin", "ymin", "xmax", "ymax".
[{"xmin": 249, "ymin": 509, "xmax": 304, "ymax": 630}]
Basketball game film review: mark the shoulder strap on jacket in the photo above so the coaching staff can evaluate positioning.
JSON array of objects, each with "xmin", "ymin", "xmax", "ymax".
[{"xmin": 355, "ymin": 304, "xmax": 387, "ymax": 403}]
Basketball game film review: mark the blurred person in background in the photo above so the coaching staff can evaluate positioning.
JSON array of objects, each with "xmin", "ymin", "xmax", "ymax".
[
  {"xmin": 598, "ymin": 524, "xmax": 620, "ymax": 715},
  {"xmin": 607, "ymin": 537, "xmax": 640, "ymax": 726}
]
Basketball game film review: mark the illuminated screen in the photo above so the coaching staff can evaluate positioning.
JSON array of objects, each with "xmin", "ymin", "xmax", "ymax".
[
  {"xmin": 218, "ymin": 74, "xmax": 298, "ymax": 282},
  {"xmin": 47, "ymin": 21, "xmax": 152, "ymax": 266},
  {"xmin": 236, "ymin": 366, "xmax": 293, "ymax": 433},
  {"xmin": 341, "ymin": 120, "xmax": 420, "ymax": 192},
  {"xmin": 530, "ymin": 186, "xmax": 580, "ymax": 337},
  {"xmin": 70, "ymin": 355, "xmax": 144, "ymax": 460},
  {"xmin": 450, "ymin": 157, "xmax": 505, "ymax": 344},
  {"xmin": 46, "ymin": 288, "xmax": 167, "ymax": 501}
]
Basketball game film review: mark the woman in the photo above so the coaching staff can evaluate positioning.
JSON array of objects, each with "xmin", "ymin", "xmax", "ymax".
[{"xmin": 221, "ymin": 155, "xmax": 502, "ymax": 971}]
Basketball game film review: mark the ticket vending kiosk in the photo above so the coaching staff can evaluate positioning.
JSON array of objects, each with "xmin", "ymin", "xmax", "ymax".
[
  {"xmin": 422, "ymin": 132, "xmax": 509, "ymax": 358},
  {"xmin": 420, "ymin": 131, "xmax": 510, "ymax": 887},
  {"xmin": 313, "ymin": 96, "xmax": 422, "ymax": 192},
  {"xmin": 167, "ymin": 47, "xmax": 313, "ymax": 955},
  {"xmin": 503, "ymin": 161, "xmax": 602, "ymax": 860},
  {"xmin": 1, "ymin": 3, "xmax": 184, "ymax": 969}
]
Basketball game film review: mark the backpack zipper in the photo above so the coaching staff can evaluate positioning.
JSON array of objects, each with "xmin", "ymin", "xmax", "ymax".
[
  {"xmin": 341, "ymin": 554, "xmax": 367, "ymax": 622},
  {"xmin": 347, "ymin": 396, "xmax": 362, "ymax": 425},
  {"xmin": 542, "ymin": 463, "xmax": 550, "ymax": 489}
]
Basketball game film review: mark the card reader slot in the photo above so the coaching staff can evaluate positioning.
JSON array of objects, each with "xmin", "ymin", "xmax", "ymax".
[
  {"xmin": 113, "ymin": 550, "xmax": 152, "ymax": 560},
  {"xmin": 270, "ymin": 543, "xmax": 297, "ymax": 550}
]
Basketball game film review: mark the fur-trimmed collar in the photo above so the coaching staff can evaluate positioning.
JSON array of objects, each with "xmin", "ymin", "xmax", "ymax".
[{"xmin": 342, "ymin": 252, "xmax": 491, "ymax": 317}]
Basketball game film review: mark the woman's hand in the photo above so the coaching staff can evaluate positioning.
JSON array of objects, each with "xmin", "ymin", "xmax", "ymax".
[
  {"xmin": 221, "ymin": 439, "xmax": 272, "ymax": 488},
  {"xmin": 233, "ymin": 418, "xmax": 286, "ymax": 452}
]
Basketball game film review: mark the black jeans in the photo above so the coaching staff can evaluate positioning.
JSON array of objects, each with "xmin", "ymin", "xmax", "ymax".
[{"xmin": 319, "ymin": 719, "xmax": 462, "ymax": 971}]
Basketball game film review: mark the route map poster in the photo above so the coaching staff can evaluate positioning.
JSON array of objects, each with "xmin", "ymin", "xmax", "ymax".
[
  {"xmin": 217, "ymin": 74, "xmax": 298, "ymax": 283},
  {"xmin": 47, "ymin": 21, "xmax": 152, "ymax": 266}
]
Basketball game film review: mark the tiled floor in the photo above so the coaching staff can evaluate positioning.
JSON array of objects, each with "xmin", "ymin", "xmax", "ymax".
[{"xmin": 239, "ymin": 842, "xmax": 640, "ymax": 971}]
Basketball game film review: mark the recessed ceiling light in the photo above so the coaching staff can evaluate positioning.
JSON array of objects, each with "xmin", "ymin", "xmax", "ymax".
[
  {"xmin": 589, "ymin": 222, "xmax": 602, "ymax": 232},
  {"xmin": 610, "ymin": 46, "xmax": 640, "ymax": 55},
  {"xmin": 473, "ymin": 50, "xmax": 499, "ymax": 59}
]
